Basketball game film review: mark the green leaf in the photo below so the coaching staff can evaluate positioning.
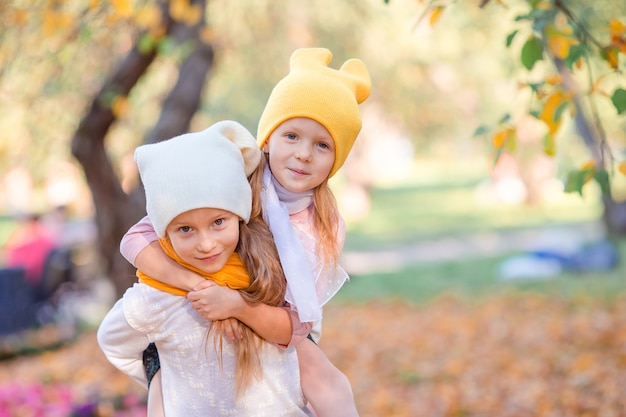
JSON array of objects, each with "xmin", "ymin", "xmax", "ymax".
[
  {"xmin": 553, "ymin": 101, "xmax": 569, "ymax": 123},
  {"xmin": 542, "ymin": 134, "xmax": 555, "ymax": 156},
  {"xmin": 157, "ymin": 36, "xmax": 177, "ymax": 55},
  {"xmin": 563, "ymin": 44, "xmax": 585, "ymax": 69},
  {"xmin": 492, "ymin": 147, "xmax": 505, "ymax": 167},
  {"xmin": 564, "ymin": 170, "xmax": 586, "ymax": 195},
  {"xmin": 521, "ymin": 36, "xmax": 543, "ymax": 70},
  {"xmin": 528, "ymin": 82, "xmax": 543, "ymax": 93},
  {"xmin": 498, "ymin": 113, "xmax": 511, "ymax": 124},
  {"xmin": 79, "ymin": 26, "xmax": 93, "ymax": 42},
  {"xmin": 529, "ymin": 8, "xmax": 556, "ymax": 33},
  {"xmin": 506, "ymin": 30, "xmax": 518, "ymax": 47},
  {"xmin": 611, "ymin": 88, "xmax": 626, "ymax": 115},
  {"xmin": 138, "ymin": 34, "xmax": 156, "ymax": 54},
  {"xmin": 472, "ymin": 125, "xmax": 490, "ymax": 137},
  {"xmin": 594, "ymin": 169, "xmax": 611, "ymax": 195}
]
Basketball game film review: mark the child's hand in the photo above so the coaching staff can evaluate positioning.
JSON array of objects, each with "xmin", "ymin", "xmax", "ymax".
[
  {"xmin": 187, "ymin": 281, "xmax": 244, "ymax": 321},
  {"xmin": 217, "ymin": 317, "xmax": 243, "ymax": 342}
]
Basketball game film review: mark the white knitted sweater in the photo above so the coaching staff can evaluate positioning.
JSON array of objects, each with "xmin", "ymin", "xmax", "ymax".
[{"xmin": 97, "ymin": 283, "xmax": 309, "ymax": 416}]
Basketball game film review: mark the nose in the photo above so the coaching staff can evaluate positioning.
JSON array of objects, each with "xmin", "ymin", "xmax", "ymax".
[
  {"xmin": 295, "ymin": 143, "xmax": 312, "ymax": 162},
  {"xmin": 196, "ymin": 231, "xmax": 217, "ymax": 253}
]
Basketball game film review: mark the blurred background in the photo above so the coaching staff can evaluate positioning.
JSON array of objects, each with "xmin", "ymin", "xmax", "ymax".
[{"xmin": 1, "ymin": 0, "xmax": 625, "ymax": 416}]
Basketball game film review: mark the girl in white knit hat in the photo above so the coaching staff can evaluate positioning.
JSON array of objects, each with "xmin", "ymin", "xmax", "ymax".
[
  {"xmin": 120, "ymin": 48, "xmax": 370, "ymax": 417},
  {"xmin": 97, "ymin": 120, "xmax": 311, "ymax": 416}
]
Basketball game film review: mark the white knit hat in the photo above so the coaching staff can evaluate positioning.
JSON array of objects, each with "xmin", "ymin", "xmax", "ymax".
[{"xmin": 135, "ymin": 120, "xmax": 262, "ymax": 238}]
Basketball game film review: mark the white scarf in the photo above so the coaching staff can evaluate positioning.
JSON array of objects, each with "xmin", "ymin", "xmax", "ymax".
[{"xmin": 261, "ymin": 165, "xmax": 322, "ymax": 322}]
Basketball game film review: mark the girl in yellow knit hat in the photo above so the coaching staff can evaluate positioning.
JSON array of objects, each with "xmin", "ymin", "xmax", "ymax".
[{"xmin": 120, "ymin": 48, "xmax": 370, "ymax": 417}]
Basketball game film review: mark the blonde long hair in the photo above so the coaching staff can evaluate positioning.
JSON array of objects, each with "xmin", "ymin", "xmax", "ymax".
[{"xmin": 209, "ymin": 158, "xmax": 287, "ymax": 397}]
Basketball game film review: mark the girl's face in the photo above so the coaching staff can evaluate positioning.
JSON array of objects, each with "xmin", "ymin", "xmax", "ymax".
[
  {"xmin": 263, "ymin": 117, "xmax": 335, "ymax": 193},
  {"xmin": 166, "ymin": 208, "xmax": 240, "ymax": 274}
]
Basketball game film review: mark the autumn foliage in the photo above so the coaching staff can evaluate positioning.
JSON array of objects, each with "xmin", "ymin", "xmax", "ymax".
[
  {"xmin": 321, "ymin": 295, "xmax": 626, "ymax": 417},
  {"xmin": 417, "ymin": 0, "xmax": 626, "ymax": 195},
  {"xmin": 2, "ymin": 294, "xmax": 626, "ymax": 416}
]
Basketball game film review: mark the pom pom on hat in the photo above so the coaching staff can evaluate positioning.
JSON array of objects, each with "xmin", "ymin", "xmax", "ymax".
[
  {"xmin": 257, "ymin": 48, "xmax": 371, "ymax": 178},
  {"xmin": 135, "ymin": 120, "xmax": 262, "ymax": 238}
]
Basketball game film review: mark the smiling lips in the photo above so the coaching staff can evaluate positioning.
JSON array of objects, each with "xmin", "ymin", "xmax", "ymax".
[
  {"xmin": 197, "ymin": 253, "xmax": 220, "ymax": 263},
  {"xmin": 288, "ymin": 167, "xmax": 308, "ymax": 176}
]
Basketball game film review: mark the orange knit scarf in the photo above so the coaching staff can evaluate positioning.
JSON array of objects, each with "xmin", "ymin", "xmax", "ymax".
[{"xmin": 136, "ymin": 238, "xmax": 250, "ymax": 296}]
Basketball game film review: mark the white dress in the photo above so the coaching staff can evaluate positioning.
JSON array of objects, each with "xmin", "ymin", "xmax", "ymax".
[{"xmin": 97, "ymin": 283, "xmax": 310, "ymax": 416}]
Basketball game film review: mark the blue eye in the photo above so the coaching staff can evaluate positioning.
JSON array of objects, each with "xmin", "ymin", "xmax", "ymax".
[{"xmin": 317, "ymin": 141, "xmax": 334, "ymax": 151}]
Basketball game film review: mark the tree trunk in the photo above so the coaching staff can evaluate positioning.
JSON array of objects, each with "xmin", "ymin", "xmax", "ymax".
[
  {"xmin": 554, "ymin": 59, "xmax": 626, "ymax": 237},
  {"xmin": 71, "ymin": 0, "xmax": 213, "ymax": 297},
  {"xmin": 71, "ymin": 42, "xmax": 159, "ymax": 296}
]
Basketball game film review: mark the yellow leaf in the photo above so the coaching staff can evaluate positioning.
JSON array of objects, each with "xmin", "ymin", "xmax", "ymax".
[
  {"xmin": 544, "ymin": 23, "xmax": 578, "ymax": 59},
  {"xmin": 540, "ymin": 91, "xmax": 570, "ymax": 135},
  {"xmin": 183, "ymin": 4, "xmax": 203, "ymax": 26},
  {"xmin": 11, "ymin": 8, "xmax": 28, "ymax": 26},
  {"xmin": 110, "ymin": 0, "xmax": 133, "ymax": 18},
  {"xmin": 546, "ymin": 75, "xmax": 562, "ymax": 85},
  {"xmin": 492, "ymin": 128, "xmax": 514, "ymax": 149},
  {"xmin": 170, "ymin": 0, "xmax": 188, "ymax": 21},
  {"xmin": 605, "ymin": 47, "xmax": 619, "ymax": 69},
  {"xmin": 547, "ymin": 33, "xmax": 578, "ymax": 59},
  {"xmin": 571, "ymin": 353, "xmax": 595, "ymax": 372},
  {"xmin": 111, "ymin": 96, "xmax": 129, "ymax": 118},
  {"xmin": 200, "ymin": 26, "xmax": 215, "ymax": 44},
  {"xmin": 609, "ymin": 19, "xmax": 625, "ymax": 36},
  {"xmin": 135, "ymin": 4, "xmax": 162, "ymax": 31},
  {"xmin": 580, "ymin": 160, "xmax": 596, "ymax": 171},
  {"xmin": 41, "ymin": 10, "xmax": 75, "ymax": 37},
  {"xmin": 618, "ymin": 162, "xmax": 626, "ymax": 176},
  {"xmin": 429, "ymin": 6, "xmax": 444, "ymax": 26},
  {"xmin": 609, "ymin": 20, "xmax": 626, "ymax": 54}
]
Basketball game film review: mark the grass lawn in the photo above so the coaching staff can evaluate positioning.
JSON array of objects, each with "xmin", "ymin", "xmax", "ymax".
[
  {"xmin": 334, "ymin": 241, "xmax": 626, "ymax": 305},
  {"xmin": 343, "ymin": 180, "xmax": 603, "ymax": 251},
  {"xmin": 335, "ymin": 179, "xmax": 626, "ymax": 305}
]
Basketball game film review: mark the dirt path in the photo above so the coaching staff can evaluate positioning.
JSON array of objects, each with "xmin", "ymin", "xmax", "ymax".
[{"xmin": 343, "ymin": 220, "xmax": 606, "ymax": 274}]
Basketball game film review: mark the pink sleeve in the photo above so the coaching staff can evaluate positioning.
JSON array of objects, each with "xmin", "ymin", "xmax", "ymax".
[
  {"xmin": 277, "ymin": 303, "xmax": 313, "ymax": 349},
  {"xmin": 119, "ymin": 216, "xmax": 159, "ymax": 266}
]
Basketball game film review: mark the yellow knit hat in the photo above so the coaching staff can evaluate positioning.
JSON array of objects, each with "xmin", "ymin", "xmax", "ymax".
[{"xmin": 257, "ymin": 48, "xmax": 371, "ymax": 177}]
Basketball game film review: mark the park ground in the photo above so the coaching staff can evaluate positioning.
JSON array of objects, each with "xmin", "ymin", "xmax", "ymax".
[{"xmin": 1, "ymin": 292, "xmax": 626, "ymax": 417}]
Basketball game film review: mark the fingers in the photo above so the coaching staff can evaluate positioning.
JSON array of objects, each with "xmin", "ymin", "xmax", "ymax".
[
  {"xmin": 188, "ymin": 281, "xmax": 216, "ymax": 301},
  {"xmin": 223, "ymin": 318, "xmax": 242, "ymax": 342},
  {"xmin": 191, "ymin": 279, "xmax": 216, "ymax": 292}
]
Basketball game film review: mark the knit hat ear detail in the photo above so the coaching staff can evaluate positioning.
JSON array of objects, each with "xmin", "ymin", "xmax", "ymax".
[
  {"xmin": 289, "ymin": 48, "xmax": 371, "ymax": 105},
  {"xmin": 257, "ymin": 47, "xmax": 371, "ymax": 178},
  {"xmin": 339, "ymin": 58, "xmax": 371, "ymax": 105},
  {"xmin": 135, "ymin": 120, "xmax": 259, "ymax": 238},
  {"xmin": 213, "ymin": 120, "xmax": 262, "ymax": 176}
]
